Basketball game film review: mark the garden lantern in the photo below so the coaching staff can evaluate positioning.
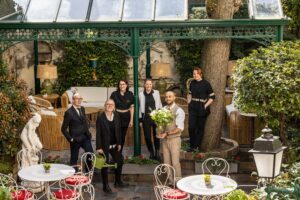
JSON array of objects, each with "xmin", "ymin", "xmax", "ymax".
[
  {"xmin": 249, "ymin": 126, "xmax": 286, "ymax": 179},
  {"xmin": 89, "ymin": 58, "xmax": 98, "ymax": 80}
]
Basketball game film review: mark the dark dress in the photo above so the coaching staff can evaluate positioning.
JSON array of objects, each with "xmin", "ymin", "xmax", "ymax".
[
  {"xmin": 188, "ymin": 79, "xmax": 215, "ymax": 149},
  {"xmin": 110, "ymin": 90, "xmax": 134, "ymax": 150},
  {"xmin": 96, "ymin": 112, "xmax": 123, "ymax": 186}
]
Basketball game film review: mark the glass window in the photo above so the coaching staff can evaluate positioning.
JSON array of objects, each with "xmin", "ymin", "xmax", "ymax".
[
  {"xmin": 90, "ymin": 0, "xmax": 123, "ymax": 21},
  {"xmin": 25, "ymin": 0, "xmax": 60, "ymax": 22},
  {"xmin": 123, "ymin": 0, "xmax": 154, "ymax": 21},
  {"xmin": 155, "ymin": 0, "xmax": 187, "ymax": 21},
  {"xmin": 248, "ymin": 0, "xmax": 284, "ymax": 19},
  {"xmin": 56, "ymin": 0, "xmax": 89, "ymax": 22},
  {"xmin": 0, "ymin": 0, "xmax": 29, "ymax": 20}
]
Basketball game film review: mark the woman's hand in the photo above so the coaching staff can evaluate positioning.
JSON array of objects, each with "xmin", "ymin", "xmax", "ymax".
[
  {"xmin": 128, "ymin": 120, "xmax": 133, "ymax": 127},
  {"xmin": 97, "ymin": 149, "xmax": 104, "ymax": 154},
  {"xmin": 156, "ymin": 132, "xmax": 167, "ymax": 139},
  {"xmin": 117, "ymin": 145, "xmax": 122, "ymax": 151}
]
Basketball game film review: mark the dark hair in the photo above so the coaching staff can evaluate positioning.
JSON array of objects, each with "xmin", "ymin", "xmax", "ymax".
[
  {"xmin": 144, "ymin": 78, "xmax": 153, "ymax": 85},
  {"xmin": 117, "ymin": 79, "xmax": 129, "ymax": 92},
  {"xmin": 193, "ymin": 67, "xmax": 203, "ymax": 76}
]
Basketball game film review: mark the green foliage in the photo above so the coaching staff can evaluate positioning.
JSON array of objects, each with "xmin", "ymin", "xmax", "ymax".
[
  {"xmin": 43, "ymin": 163, "xmax": 51, "ymax": 170},
  {"xmin": 124, "ymin": 155, "xmax": 159, "ymax": 165},
  {"xmin": 44, "ymin": 155, "xmax": 60, "ymax": 163},
  {"xmin": 0, "ymin": 187, "xmax": 12, "ymax": 200},
  {"xmin": 225, "ymin": 189, "xmax": 250, "ymax": 200},
  {"xmin": 55, "ymin": 41, "xmax": 128, "ymax": 94},
  {"xmin": 233, "ymin": 41, "xmax": 300, "ymax": 131},
  {"xmin": 282, "ymin": 0, "xmax": 300, "ymax": 38},
  {"xmin": 0, "ymin": 161, "xmax": 13, "ymax": 174},
  {"xmin": 167, "ymin": 40, "xmax": 203, "ymax": 86},
  {"xmin": 0, "ymin": 59, "xmax": 30, "ymax": 158}
]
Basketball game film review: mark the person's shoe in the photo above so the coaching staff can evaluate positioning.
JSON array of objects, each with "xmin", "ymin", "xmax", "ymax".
[
  {"xmin": 103, "ymin": 184, "xmax": 113, "ymax": 194},
  {"xmin": 149, "ymin": 151, "xmax": 155, "ymax": 160},
  {"xmin": 114, "ymin": 181, "xmax": 129, "ymax": 187}
]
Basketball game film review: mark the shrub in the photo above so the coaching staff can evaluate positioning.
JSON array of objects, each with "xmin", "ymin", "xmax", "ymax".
[{"xmin": 0, "ymin": 59, "xmax": 30, "ymax": 158}]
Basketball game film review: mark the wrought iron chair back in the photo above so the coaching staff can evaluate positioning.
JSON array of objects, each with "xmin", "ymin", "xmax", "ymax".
[
  {"xmin": 80, "ymin": 152, "xmax": 96, "ymax": 181},
  {"xmin": 16, "ymin": 148, "xmax": 43, "ymax": 170},
  {"xmin": 0, "ymin": 173, "xmax": 35, "ymax": 200},
  {"xmin": 154, "ymin": 164, "xmax": 176, "ymax": 188},
  {"xmin": 201, "ymin": 157, "xmax": 230, "ymax": 177}
]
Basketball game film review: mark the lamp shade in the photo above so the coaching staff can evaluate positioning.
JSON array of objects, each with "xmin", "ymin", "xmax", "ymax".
[
  {"xmin": 249, "ymin": 134, "xmax": 286, "ymax": 179},
  {"xmin": 151, "ymin": 62, "xmax": 172, "ymax": 78},
  {"xmin": 37, "ymin": 64, "xmax": 58, "ymax": 79}
]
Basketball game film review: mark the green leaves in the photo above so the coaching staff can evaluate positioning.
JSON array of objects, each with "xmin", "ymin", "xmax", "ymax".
[{"xmin": 233, "ymin": 40, "xmax": 300, "ymax": 130}]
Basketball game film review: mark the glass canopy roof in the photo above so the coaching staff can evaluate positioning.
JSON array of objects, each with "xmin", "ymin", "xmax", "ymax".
[{"xmin": 0, "ymin": 0, "xmax": 188, "ymax": 22}]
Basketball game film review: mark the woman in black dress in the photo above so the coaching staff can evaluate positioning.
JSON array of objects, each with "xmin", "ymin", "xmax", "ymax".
[
  {"xmin": 110, "ymin": 80, "xmax": 134, "ymax": 152},
  {"xmin": 96, "ymin": 99, "xmax": 126, "ymax": 194},
  {"xmin": 187, "ymin": 67, "xmax": 215, "ymax": 152}
]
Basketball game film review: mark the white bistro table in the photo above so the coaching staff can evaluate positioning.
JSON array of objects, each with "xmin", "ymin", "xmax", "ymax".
[
  {"xmin": 177, "ymin": 175, "xmax": 237, "ymax": 198},
  {"xmin": 18, "ymin": 164, "xmax": 75, "ymax": 199}
]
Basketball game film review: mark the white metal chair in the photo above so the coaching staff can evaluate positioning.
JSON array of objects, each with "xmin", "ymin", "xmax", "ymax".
[
  {"xmin": 16, "ymin": 149, "xmax": 45, "ymax": 193},
  {"xmin": 49, "ymin": 179, "xmax": 80, "ymax": 200},
  {"xmin": 201, "ymin": 157, "xmax": 230, "ymax": 177},
  {"xmin": 64, "ymin": 152, "xmax": 96, "ymax": 200},
  {"xmin": 154, "ymin": 164, "xmax": 190, "ymax": 200},
  {"xmin": 0, "ymin": 173, "xmax": 35, "ymax": 200}
]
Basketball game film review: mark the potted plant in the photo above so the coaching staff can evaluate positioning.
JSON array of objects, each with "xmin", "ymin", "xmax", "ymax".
[
  {"xmin": 225, "ymin": 189, "xmax": 250, "ymax": 200},
  {"xmin": 43, "ymin": 163, "xmax": 51, "ymax": 173}
]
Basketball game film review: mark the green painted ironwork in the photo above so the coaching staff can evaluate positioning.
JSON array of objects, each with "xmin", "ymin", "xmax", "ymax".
[
  {"xmin": 34, "ymin": 40, "xmax": 40, "ymax": 94},
  {"xmin": 0, "ymin": 18, "xmax": 289, "ymax": 155},
  {"xmin": 146, "ymin": 43, "xmax": 151, "ymax": 79},
  {"xmin": 131, "ymin": 28, "xmax": 141, "ymax": 156}
]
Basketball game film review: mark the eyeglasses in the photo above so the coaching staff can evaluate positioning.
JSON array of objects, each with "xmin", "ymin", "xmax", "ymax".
[
  {"xmin": 106, "ymin": 103, "xmax": 114, "ymax": 106},
  {"xmin": 119, "ymin": 84, "xmax": 127, "ymax": 86},
  {"xmin": 73, "ymin": 98, "xmax": 83, "ymax": 100}
]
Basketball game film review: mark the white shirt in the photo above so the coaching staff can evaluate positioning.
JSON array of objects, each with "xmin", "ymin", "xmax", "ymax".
[
  {"xmin": 164, "ymin": 103, "xmax": 185, "ymax": 131},
  {"xmin": 73, "ymin": 105, "xmax": 81, "ymax": 116},
  {"xmin": 139, "ymin": 89, "xmax": 162, "ymax": 118}
]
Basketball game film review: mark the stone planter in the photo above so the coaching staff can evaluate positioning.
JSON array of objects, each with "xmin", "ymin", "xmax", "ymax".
[
  {"xmin": 195, "ymin": 162, "xmax": 238, "ymax": 174},
  {"xmin": 122, "ymin": 164, "xmax": 158, "ymax": 175}
]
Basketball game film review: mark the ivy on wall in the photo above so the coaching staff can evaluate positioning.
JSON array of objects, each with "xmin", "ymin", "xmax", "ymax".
[{"xmin": 55, "ymin": 41, "xmax": 129, "ymax": 94}]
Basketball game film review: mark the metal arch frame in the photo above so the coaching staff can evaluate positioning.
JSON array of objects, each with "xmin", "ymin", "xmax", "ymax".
[{"xmin": 0, "ymin": 19, "xmax": 288, "ymax": 155}]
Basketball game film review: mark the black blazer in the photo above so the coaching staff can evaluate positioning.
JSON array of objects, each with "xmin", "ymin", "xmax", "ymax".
[
  {"xmin": 96, "ymin": 111, "xmax": 122, "ymax": 153},
  {"xmin": 61, "ymin": 106, "xmax": 91, "ymax": 143}
]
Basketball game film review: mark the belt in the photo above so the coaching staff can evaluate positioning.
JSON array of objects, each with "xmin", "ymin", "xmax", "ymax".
[
  {"xmin": 109, "ymin": 144, "xmax": 116, "ymax": 149},
  {"xmin": 116, "ymin": 109, "xmax": 130, "ymax": 113},
  {"xmin": 191, "ymin": 98, "xmax": 207, "ymax": 103}
]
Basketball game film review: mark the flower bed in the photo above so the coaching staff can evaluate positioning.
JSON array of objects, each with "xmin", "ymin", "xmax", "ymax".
[{"xmin": 123, "ymin": 155, "xmax": 159, "ymax": 174}]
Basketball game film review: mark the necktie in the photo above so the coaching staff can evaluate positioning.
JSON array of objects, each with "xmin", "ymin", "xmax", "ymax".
[{"xmin": 77, "ymin": 108, "xmax": 82, "ymax": 118}]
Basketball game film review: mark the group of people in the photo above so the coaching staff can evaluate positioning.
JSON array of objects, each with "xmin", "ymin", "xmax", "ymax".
[{"xmin": 61, "ymin": 67, "xmax": 215, "ymax": 194}]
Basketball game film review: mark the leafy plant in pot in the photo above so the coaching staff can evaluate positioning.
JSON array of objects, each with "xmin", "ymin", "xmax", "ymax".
[{"xmin": 43, "ymin": 163, "xmax": 51, "ymax": 173}]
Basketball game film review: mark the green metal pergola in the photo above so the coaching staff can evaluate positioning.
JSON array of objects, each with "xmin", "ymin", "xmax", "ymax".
[{"xmin": 0, "ymin": 0, "xmax": 289, "ymax": 155}]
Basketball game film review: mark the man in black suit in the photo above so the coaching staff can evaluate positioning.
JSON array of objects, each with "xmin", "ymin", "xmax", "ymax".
[{"xmin": 61, "ymin": 93, "xmax": 93, "ymax": 166}]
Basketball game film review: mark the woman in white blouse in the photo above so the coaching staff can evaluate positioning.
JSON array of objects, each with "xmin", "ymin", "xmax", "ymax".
[{"xmin": 139, "ymin": 79, "xmax": 162, "ymax": 160}]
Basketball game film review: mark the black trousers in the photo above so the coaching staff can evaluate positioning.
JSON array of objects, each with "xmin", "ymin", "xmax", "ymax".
[
  {"xmin": 101, "ymin": 147, "xmax": 124, "ymax": 185},
  {"xmin": 142, "ymin": 117, "xmax": 159, "ymax": 154},
  {"xmin": 70, "ymin": 137, "xmax": 93, "ymax": 166},
  {"xmin": 118, "ymin": 111, "xmax": 131, "ymax": 152},
  {"xmin": 188, "ymin": 114, "xmax": 207, "ymax": 149}
]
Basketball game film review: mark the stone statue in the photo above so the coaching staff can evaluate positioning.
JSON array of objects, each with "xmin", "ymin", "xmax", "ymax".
[
  {"xmin": 19, "ymin": 113, "xmax": 44, "ymax": 193},
  {"xmin": 20, "ymin": 113, "xmax": 43, "ymax": 167}
]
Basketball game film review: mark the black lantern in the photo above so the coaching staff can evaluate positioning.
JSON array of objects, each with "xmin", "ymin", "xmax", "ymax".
[{"xmin": 249, "ymin": 126, "xmax": 286, "ymax": 179}]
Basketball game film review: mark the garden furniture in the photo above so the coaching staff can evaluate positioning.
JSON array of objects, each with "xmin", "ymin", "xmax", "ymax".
[
  {"xmin": 0, "ymin": 173, "xmax": 35, "ymax": 200},
  {"xmin": 154, "ymin": 164, "xmax": 190, "ymax": 199},
  {"xmin": 177, "ymin": 174, "xmax": 237, "ymax": 199},
  {"xmin": 64, "ymin": 152, "xmax": 96, "ymax": 200},
  {"xmin": 34, "ymin": 93, "xmax": 60, "ymax": 108},
  {"xmin": 18, "ymin": 164, "xmax": 75, "ymax": 200},
  {"xmin": 201, "ymin": 157, "xmax": 230, "ymax": 177}
]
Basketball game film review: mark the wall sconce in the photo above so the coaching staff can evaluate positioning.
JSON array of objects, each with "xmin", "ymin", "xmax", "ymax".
[{"xmin": 89, "ymin": 58, "xmax": 98, "ymax": 80}]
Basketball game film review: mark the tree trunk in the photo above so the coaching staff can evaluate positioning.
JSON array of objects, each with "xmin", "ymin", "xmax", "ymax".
[
  {"xmin": 201, "ymin": 0, "xmax": 242, "ymax": 150},
  {"xmin": 279, "ymin": 114, "xmax": 289, "ymax": 146}
]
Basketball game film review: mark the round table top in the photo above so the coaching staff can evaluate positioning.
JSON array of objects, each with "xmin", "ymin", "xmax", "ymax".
[
  {"xmin": 177, "ymin": 175, "xmax": 237, "ymax": 196},
  {"xmin": 18, "ymin": 164, "xmax": 75, "ymax": 182}
]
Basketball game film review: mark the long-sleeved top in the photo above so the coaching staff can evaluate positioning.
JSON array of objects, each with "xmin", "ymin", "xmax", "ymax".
[{"xmin": 139, "ymin": 89, "xmax": 162, "ymax": 118}]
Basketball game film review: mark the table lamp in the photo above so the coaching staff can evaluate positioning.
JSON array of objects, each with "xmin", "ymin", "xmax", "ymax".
[
  {"xmin": 151, "ymin": 62, "xmax": 172, "ymax": 94},
  {"xmin": 37, "ymin": 64, "xmax": 57, "ymax": 95}
]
